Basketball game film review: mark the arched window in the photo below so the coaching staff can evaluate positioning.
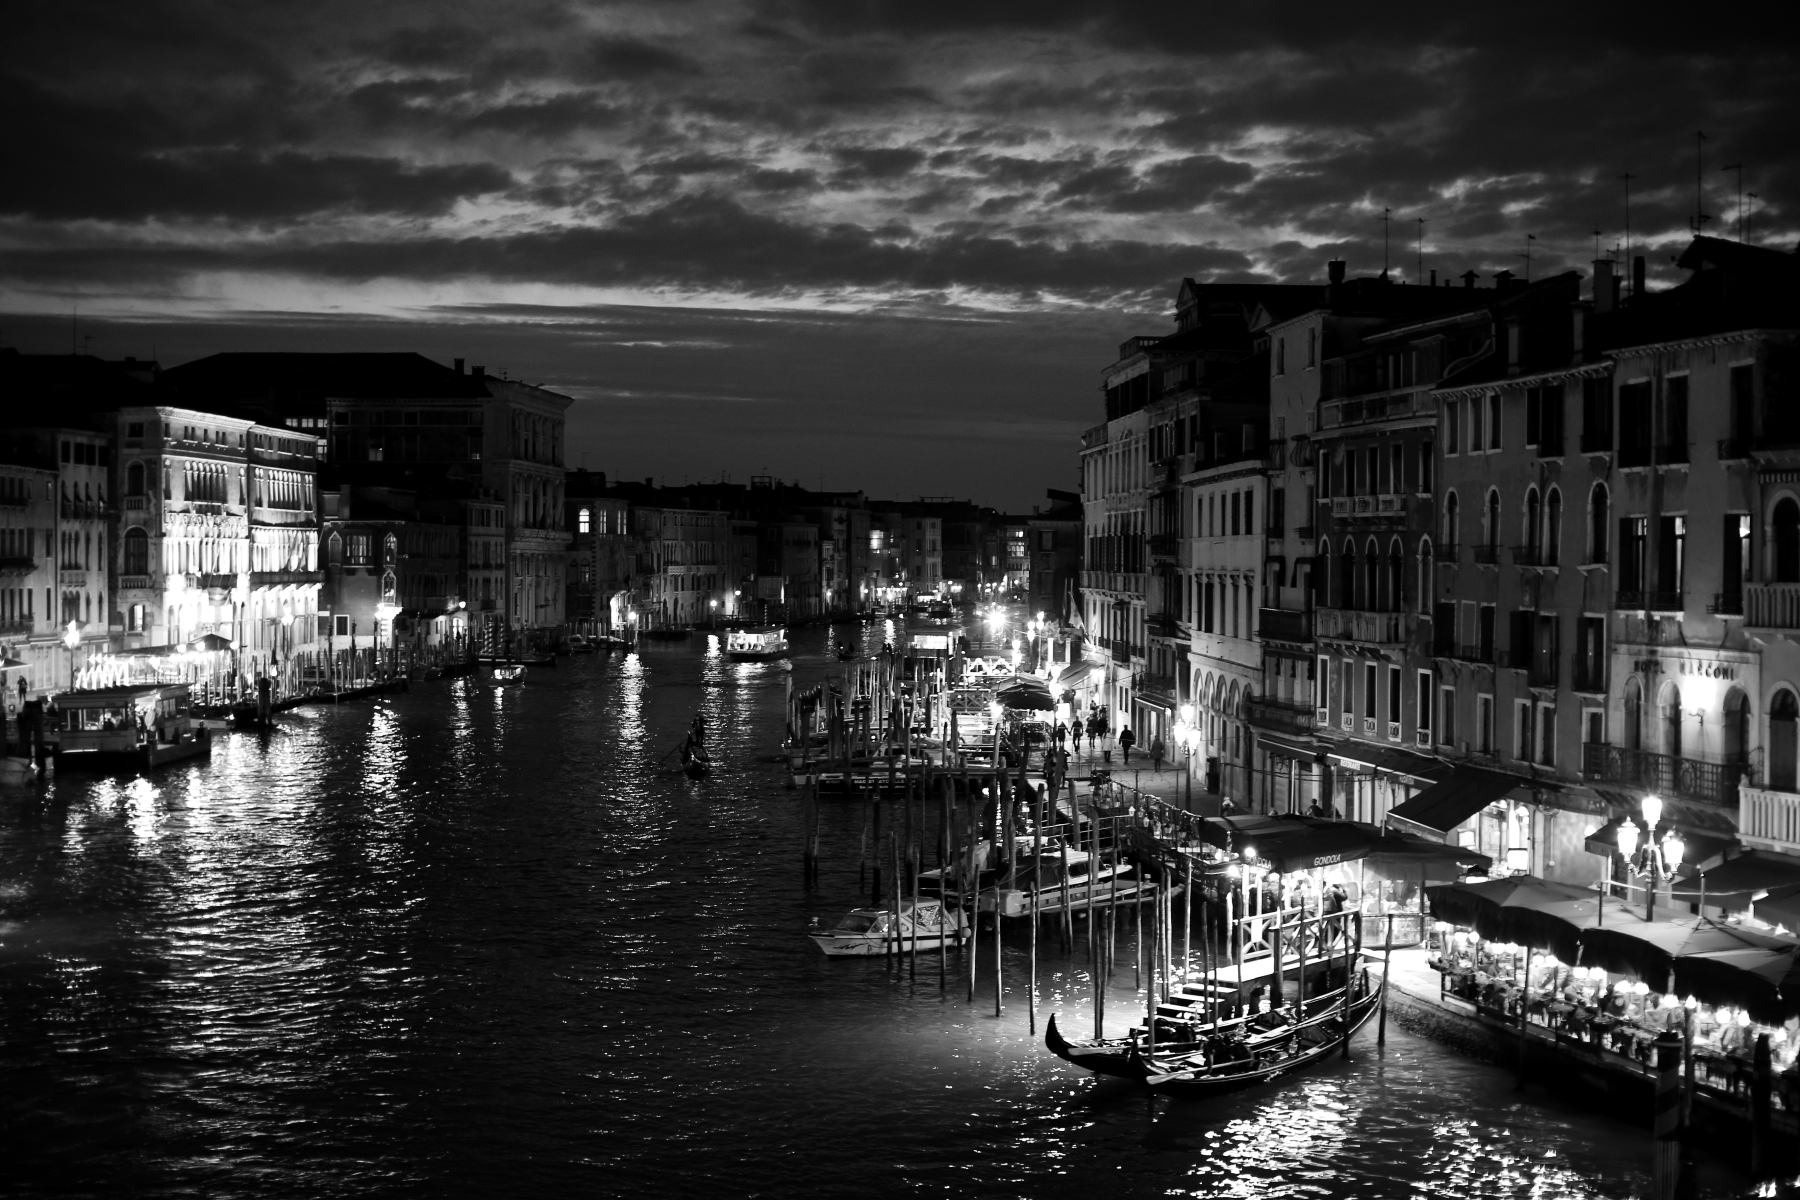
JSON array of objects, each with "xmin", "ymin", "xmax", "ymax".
[
  {"xmin": 578, "ymin": 507, "xmax": 591, "ymax": 534},
  {"xmin": 1770, "ymin": 689, "xmax": 1799, "ymax": 790},
  {"xmin": 1775, "ymin": 497, "xmax": 1800, "ymax": 582},
  {"xmin": 1443, "ymin": 491, "xmax": 1460, "ymax": 548},
  {"xmin": 126, "ymin": 461, "xmax": 145, "ymax": 496},
  {"xmin": 123, "ymin": 527, "xmax": 148, "ymax": 576},
  {"xmin": 1363, "ymin": 537, "xmax": 1379, "ymax": 610},
  {"xmin": 1661, "ymin": 684, "xmax": 1682, "ymax": 759},
  {"xmin": 1341, "ymin": 538, "xmax": 1357, "ymax": 609},
  {"xmin": 1545, "ymin": 488, "xmax": 1562, "ymax": 566},
  {"xmin": 1484, "ymin": 488, "xmax": 1501, "ymax": 550},
  {"xmin": 1589, "ymin": 483, "xmax": 1608, "ymax": 564},
  {"xmin": 1388, "ymin": 537, "xmax": 1405, "ymax": 613},
  {"xmin": 1417, "ymin": 537, "xmax": 1433, "ymax": 615},
  {"xmin": 1723, "ymin": 688, "xmax": 1750, "ymax": 768},
  {"xmin": 1315, "ymin": 544, "xmax": 1330, "ymax": 608},
  {"xmin": 327, "ymin": 531, "xmax": 342, "ymax": 566},
  {"xmin": 1524, "ymin": 487, "xmax": 1542, "ymax": 559},
  {"xmin": 1624, "ymin": 678, "xmax": 1643, "ymax": 750}
]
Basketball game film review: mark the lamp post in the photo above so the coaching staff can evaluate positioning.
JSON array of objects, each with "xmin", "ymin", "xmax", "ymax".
[
  {"xmin": 1616, "ymin": 794, "xmax": 1686, "ymax": 921},
  {"xmin": 63, "ymin": 620, "xmax": 80, "ymax": 690},
  {"xmin": 280, "ymin": 613, "xmax": 294, "ymax": 698},
  {"xmin": 1174, "ymin": 703, "xmax": 1196, "ymax": 807}
]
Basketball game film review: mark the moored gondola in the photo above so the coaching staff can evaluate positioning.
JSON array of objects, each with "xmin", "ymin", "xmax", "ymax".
[{"xmin": 1140, "ymin": 978, "xmax": 1378, "ymax": 1097}]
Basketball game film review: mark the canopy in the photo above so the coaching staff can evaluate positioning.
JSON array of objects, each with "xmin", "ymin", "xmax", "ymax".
[
  {"xmin": 995, "ymin": 675, "xmax": 1050, "ymax": 693},
  {"xmin": 997, "ymin": 689, "xmax": 1055, "ymax": 711},
  {"xmin": 1365, "ymin": 833, "xmax": 1493, "ymax": 875},
  {"xmin": 1245, "ymin": 823, "xmax": 1374, "ymax": 874},
  {"xmin": 1258, "ymin": 734, "xmax": 1318, "ymax": 761},
  {"xmin": 1755, "ymin": 884, "xmax": 1800, "ymax": 932},
  {"xmin": 1326, "ymin": 744, "xmax": 1452, "ymax": 784},
  {"xmin": 1426, "ymin": 876, "xmax": 1600, "ymax": 950},
  {"xmin": 1578, "ymin": 916, "xmax": 1789, "ymax": 994},
  {"xmin": 1385, "ymin": 766, "xmax": 1520, "ymax": 839},
  {"xmin": 1671, "ymin": 945, "xmax": 1800, "ymax": 1025},
  {"xmin": 1195, "ymin": 814, "xmax": 1294, "ymax": 852},
  {"xmin": 1689, "ymin": 851, "xmax": 1800, "ymax": 912},
  {"xmin": 1055, "ymin": 662, "xmax": 1098, "ymax": 690}
]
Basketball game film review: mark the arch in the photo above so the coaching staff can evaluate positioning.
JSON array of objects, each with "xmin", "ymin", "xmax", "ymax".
[
  {"xmin": 1589, "ymin": 482, "xmax": 1609, "ymax": 564},
  {"xmin": 326, "ymin": 531, "xmax": 342, "ymax": 566},
  {"xmin": 1340, "ymin": 537, "xmax": 1357, "ymax": 609},
  {"xmin": 1624, "ymin": 677, "xmax": 1643, "ymax": 751},
  {"xmin": 123, "ymin": 526, "xmax": 148, "ymax": 576},
  {"xmin": 1545, "ymin": 487, "xmax": 1563, "ymax": 566},
  {"xmin": 1775, "ymin": 496, "xmax": 1800, "ymax": 582},
  {"xmin": 1417, "ymin": 537, "xmax": 1434, "ymax": 615},
  {"xmin": 1524, "ymin": 486, "xmax": 1542, "ymax": 557},
  {"xmin": 1387, "ymin": 536, "xmax": 1405, "ymax": 613},
  {"xmin": 1484, "ymin": 487, "xmax": 1502, "ymax": 549},
  {"xmin": 1443, "ymin": 490, "xmax": 1460, "ymax": 547},
  {"xmin": 1770, "ymin": 688, "xmax": 1799, "ymax": 790},
  {"xmin": 1723, "ymin": 687, "xmax": 1750, "ymax": 767},
  {"xmin": 1363, "ymin": 536, "xmax": 1380, "ymax": 611},
  {"xmin": 578, "ymin": 507, "xmax": 591, "ymax": 534},
  {"xmin": 1226, "ymin": 680, "xmax": 1241, "ymax": 720}
]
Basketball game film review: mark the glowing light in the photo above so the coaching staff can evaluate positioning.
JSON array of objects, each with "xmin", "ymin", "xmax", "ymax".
[
  {"xmin": 1640, "ymin": 794, "xmax": 1663, "ymax": 830},
  {"xmin": 1661, "ymin": 833, "xmax": 1684, "ymax": 868},
  {"xmin": 1616, "ymin": 820, "xmax": 1639, "ymax": 860}
]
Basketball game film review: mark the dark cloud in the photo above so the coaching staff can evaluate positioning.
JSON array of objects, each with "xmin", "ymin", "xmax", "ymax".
[
  {"xmin": 832, "ymin": 146, "xmax": 928, "ymax": 179},
  {"xmin": 581, "ymin": 35, "xmax": 699, "ymax": 80}
]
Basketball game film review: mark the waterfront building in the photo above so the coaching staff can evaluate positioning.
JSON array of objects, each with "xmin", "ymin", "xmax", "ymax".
[
  {"xmin": 1025, "ymin": 491, "xmax": 1083, "ymax": 623},
  {"xmin": 320, "ymin": 487, "xmax": 467, "ymax": 668},
  {"xmin": 0, "ymin": 461, "xmax": 58, "ymax": 694},
  {"xmin": 466, "ymin": 498, "xmax": 507, "ymax": 641},
  {"xmin": 1184, "ymin": 454, "xmax": 1268, "ymax": 798},
  {"xmin": 564, "ymin": 471, "xmax": 633, "ymax": 635}
]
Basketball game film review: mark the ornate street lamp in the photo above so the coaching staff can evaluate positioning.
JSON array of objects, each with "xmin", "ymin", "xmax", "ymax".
[{"xmin": 1615, "ymin": 794, "xmax": 1685, "ymax": 921}]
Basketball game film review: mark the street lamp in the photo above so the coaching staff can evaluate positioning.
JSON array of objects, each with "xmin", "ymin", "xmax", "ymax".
[
  {"xmin": 1174, "ymin": 703, "xmax": 1197, "ymax": 806},
  {"xmin": 63, "ymin": 620, "xmax": 80, "ymax": 690},
  {"xmin": 1615, "ymin": 794, "xmax": 1683, "ymax": 920}
]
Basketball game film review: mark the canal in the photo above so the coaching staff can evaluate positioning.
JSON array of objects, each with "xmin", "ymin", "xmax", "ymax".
[{"xmin": 0, "ymin": 625, "xmax": 1753, "ymax": 1197}]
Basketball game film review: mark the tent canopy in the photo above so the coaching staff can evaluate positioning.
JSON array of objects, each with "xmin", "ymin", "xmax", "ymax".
[
  {"xmin": 1385, "ymin": 766, "xmax": 1520, "ymax": 839},
  {"xmin": 1691, "ymin": 851, "xmax": 1800, "ymax": 912},
  {"xmin": 1671, "ymin": 946, "xmax": 1800, "ymax": 1025},
  {"xmin": 1580, "ymin": 917, "xmax": 1789, "ymax": 994}
]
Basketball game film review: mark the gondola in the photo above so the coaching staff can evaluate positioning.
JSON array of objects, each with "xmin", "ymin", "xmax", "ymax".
[
  {"xmin": 1046, "ymin": 970, "xmax": 1377, "ymax": 1094},
  {"xmin": 679, "ymin": 738, "xmax": 712, "ymax": 779}
]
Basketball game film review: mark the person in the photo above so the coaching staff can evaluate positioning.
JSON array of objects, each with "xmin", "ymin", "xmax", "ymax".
[
  {"xmin": 1149, "ymin": 735, "xmax": 1165, "ymax": 772},
  {"xmin": 1218, "ymin": 795, "xmax": 1237, "ymax": 817},
  {"xmin": 1307, "ymin": 798, "xmax": 1325, "ymax": 818},
  {"xmin": 1052, "ymin": 720, "xmax": 1068, "ymax": 750},
  {"xmin": 1118, "ymin": 725, "xmax": 1136, "ymax": 763}
]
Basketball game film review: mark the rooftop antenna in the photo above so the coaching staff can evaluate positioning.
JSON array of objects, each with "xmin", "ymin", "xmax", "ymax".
[
  {"xmin": 70, "ymin": 303, "xmax": 77, "ymax": 355},
  {"xmin": 1619, "ymin": 173, "xmax": 1637, "ymax": 297},
  {"xmin": 1747, "ymin": 193, "xmax": 1759, "ymax": 244},
  {"xmin": 1689, "ymin": 131, "xmax": 1711, "ymax": 235},
  {"xmin": 1416, "ymin": 217, "xmax": 1426, "ymax": 283},
  {"xmin": 1721, "ymin": 162, "xmax": 1745, "ymax": 241},
  {"xmin": 1522, "ymin": 233, "xmax": 1537, "ymax": 283},
  {"xmin": 1382, "ymin": 206, "xmax": 1391, "ymax": 276}
]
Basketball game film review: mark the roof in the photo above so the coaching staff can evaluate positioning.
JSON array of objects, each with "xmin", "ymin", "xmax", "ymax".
[
  {"xmin": 1384, "ymin": 766, "xmax": 1522, "ymax": 838},
  {"xmin": 59, "ymin": 683, "xmax": 189, "ymax": 704},
  {"xmin": 163, "ymin": 352, "xmax": 492, "ymax": 414}
]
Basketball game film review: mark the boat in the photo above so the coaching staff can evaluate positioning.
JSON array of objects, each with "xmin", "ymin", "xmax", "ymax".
[
  {"xmin": 725, "ymin": 627, "xmax": 789, "ymax": 662},
  {"xmin": 680, "ymin": 738, "xmax": 712, "ymax": 779},
  {"xmin": 567, "ymin": 634, "xmax": 597, "ymax": 654},
  {"xmin": 52, "ymin": 683, "xmax": 211, "ymax": 772},
  {"xmin": 926, "ymin": 601, "xmax": 953, "ymax": 619},
  {"xmin": 979, "ymin": 846, "xmax": 1166, "ymax": 916},
  {"xmin": 492, "ymin": 664, "xmax": 527, "ymax": 683},
  {"xmin": 809, "ymin": 899, "xmax": 969, "ymax": 956},
  {"xmin": 1045, "ymin": 971, "xmax": 1378, "ymax": 1092}
]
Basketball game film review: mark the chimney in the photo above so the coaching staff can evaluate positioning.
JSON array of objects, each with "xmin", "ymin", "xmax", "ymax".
[
  {"xmin": 1493, "ymin": 270, "xmax": 1515, "ymax": 292},
  {"xmin": 1592, "ymin": 260, "xmax": 1615, "ymax": 314},
  {"xmin": 1327, "ymin": 260, "xmax": 1346, "ymax": 285},
  {"xmin": 1632, "ymin": 254, "xmax": 1647, "ymax": 299},
  {"xmin": 471, "ymin": 365, "xmax": 486, "ymax": 378},
  {"xmin": 1461, "ymin": 270, "xmax": 1479, "ymax": 289},
  {"xmin": 644, "ymin": 477, "xmax": 654, "ymax": 487},
  {"xmin": 454, "ymin": 358, "xmax": 465, "ymax": 374}
]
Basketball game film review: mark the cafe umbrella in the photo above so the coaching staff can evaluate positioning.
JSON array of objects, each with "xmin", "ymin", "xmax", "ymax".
[
  {"xmin": 1671, "ymin": 944, "xmax": 1800, "ymax": 1026},
  {"xmin": 1579, "ymin": 916, "xmax": 1790, "ymax": 994}
]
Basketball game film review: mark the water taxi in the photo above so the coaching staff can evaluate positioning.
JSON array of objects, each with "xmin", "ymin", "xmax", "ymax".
[
  {"xmin": 53, "ymin": 684, "xmax": 211, "ymax": 772},
  {"xmin": 492, "ymin": 664, "xmax": 527, "ymax": 683},
  {"xmin": 809, "ymin": 899, "xmax": 969, "ymax": 957},
  {"xmin": 725, "ymin": 628, "xmax": 789, "ymax": 662}
]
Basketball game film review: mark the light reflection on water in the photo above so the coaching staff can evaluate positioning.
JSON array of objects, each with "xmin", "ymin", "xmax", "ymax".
[{"xmin": 0, "ymin": 626, "xmax": 1752, "ymax": 1199}]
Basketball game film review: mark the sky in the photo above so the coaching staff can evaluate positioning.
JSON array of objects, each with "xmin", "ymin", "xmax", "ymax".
[{"xmin": 3, "ymin": 1, "xmax": 1794, "ymax": 509}]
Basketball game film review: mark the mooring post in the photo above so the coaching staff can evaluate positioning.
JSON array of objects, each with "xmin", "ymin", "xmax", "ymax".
[{"xmin": 1652, "ymin": 1029, "xmax": 1682, "ymax": 1200}]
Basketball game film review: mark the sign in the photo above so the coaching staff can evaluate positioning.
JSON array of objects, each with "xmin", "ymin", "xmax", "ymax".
[
  {"xmin": 911, "ymin": 634, "xmax": 950, "ymax": 651},
  {"xmin": 1632, "ymin": 656, "xmax": 1737, "ymax": 681}
]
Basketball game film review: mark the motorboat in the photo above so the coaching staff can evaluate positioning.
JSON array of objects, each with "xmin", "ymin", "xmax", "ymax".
[
  {"xmin": 52, "ymin": 684, "xmax": 211, "ymax": 772},
  {"xmin": 492, "ymin": 664, "xmax": 527, "ymax": 683},
  {"xmin": 979, "ymin": 846, "xmax": 1166, "ymax": 917},
  {"xmin": 725, "ymin": 628, "xmax": 789, "ymax": 662},
  {"xmin": 810, "ymin": 898, "xmax": 969, "ymax": 957}
]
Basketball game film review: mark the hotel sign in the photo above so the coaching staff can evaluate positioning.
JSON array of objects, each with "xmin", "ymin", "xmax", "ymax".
[{"xmin": 1631, "ymin": 657, "xmax": 1737, "ymax": 681}]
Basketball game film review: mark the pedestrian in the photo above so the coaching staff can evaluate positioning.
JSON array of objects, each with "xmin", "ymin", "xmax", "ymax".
[
  {"xmin": 1307, "ymin": 798, "xmax": 1325, "ymax": 818},
  {"xmin": 1052, "ymin": 720, "xmax": 1068, "ymax": 750},
  {"xmin": 1118, "ymin": 725, "xmax": 1135, "ymax": 764},
  {"xmin": 1218, "ymin": 795, "xmax": 1237, "ymax": 818},
  {"xmin": 1149, "ymin": 735, "xmax": 1165, "ymax": 773}
]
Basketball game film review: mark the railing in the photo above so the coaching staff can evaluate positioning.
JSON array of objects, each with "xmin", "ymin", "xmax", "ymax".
[
  {"xmin": 1436, "ymin": 542, "xmax": 1461, "ymax": 562},
  {"xmin": 1436, "ymin": 641, "xmax": 1494, "ymax": 664},
  {"xmin": 118, "ymin": 574, "xmax": 152, "ymax": 590},
  {"xmin": 1509, "ymin": 545, "xmax": 1559, "ymax": 568},
  {"xmin": 480, "ymin": 599, "xmax": 498, "ymax": 611},
  {"xmin": 1264, "ymin": 438, "xmax": 1287, "ymax": 468},
  {"xmin": 1709, "ymin": 593, "xmax": 1744, "ymax": 616},
  {"xmin": 123, "ymin": 495, "xmax": 148, "ymax": 510},
  {"xmin": 1738, "ymin": 785, "xmax": 1800, "ymax": 854},
  {"xmin": 1320, "ymin": 391, "xmax": 1428, "ymax": 427},
  {"xmin": 1745, "ymin": 585, "xmax": 1800, "ymax": 628},
  {"xmin": 1082, "ymin": 423, "xmax": 1109, "ymax": 448},
  {"xmin": 1582, "ymin": 743, "xmax": 1744, "ymax": 807},
  {"xmin": 1571, "ymin": 662, "xmax": 1607, "ymax": 693},
  {"xmin": 1613, "ymin": 590, "xmax": 1685, "ymax": 613},
  {"xmin": 1111, "ymin": 641, "xmax": 1133, "ymax": 665},
  {"xmin": 1148, "ymin": 533, "xmax": 1179, "ymax": 556},
  {"xmin": 0, "ymin": 494, "xmax": 27, "ymax": 509},
  {"xmin": 0, "ymin": 556, "xmax": 35, "ymax": 576},
  {"xmin": 250, "ymin": 569, "xmax": 325, "ymax": 586},
  {"xmin": 1138, "ymin": 673, "xmax": 1177, "ymax": 701},
  {"xmin": 1244, "ymin": 696, "xmax": 1316, "ymax": 737},
  {"xmin": 1146, "ymin": 613, "xmax": 1182, "ymax": 638},
  {"xmin": 59, "ymin": 568, "xmax": 87, "ymax": 586},
  {"xmin": 1314, "ymin": 607, "xmax": 1405, "ymax": 644},
  {"xmin": 1258, "ymin": 607, "xmax": 1313, "ymax": 641},
  {"xmin": 1473, "ymin": 544, "xmax": 1501, "ymax": 564},
  {"xmin": 194, "ymin": 572, "xmax": 238, "ymax": 592}
]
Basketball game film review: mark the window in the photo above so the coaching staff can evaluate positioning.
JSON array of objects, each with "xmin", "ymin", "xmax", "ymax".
[
  {"xmin": 1441, "ymin": 686, "xmax": 1457, "ymax": 747},
  {"xmin": 334, "ymin": 614, "xmax": 350, "ymax": 637},
  {"xmin": 1444, "ymin": 399, "xmax": 1460, "ymax": 454},
  {"xmin": 1316, "ymin": 655, "xmax": 1330, "ymax": 714},
  {"xmin": 1663, "ymin": 375, "xmax": 1689, "ymax": 459},
  {"xmin": 1478, "ymin": 604, "xmax": 1495, "ymax": 662},
  {"xmin": 1539, "ymin": 705, "xmax": 1556, "ymax": 767},
  {"xmin": 1270, "ymin": 488, "xmax": 1285, "ymax": 535},
  {"xmin": 1730, "ymin": 364, "xmax": 1755, "ymax": 448},
  {"xmin": 126, "ymin": 461, "xmax": 145, "ymax": 496},
  {"xmin": 126, "ymin": 422, "xmax": 145, "ymax": 440},
  {"xmin": 578, "ymin": 507, "xmax": 591, "ymax": 534},
  {"xmin": 1771, "ymin": 689, "xmax": 1798, "ymax": 791},
  {"xmin": 1545, "ymin": 489, "xmax": 1562, "ymax": 565},
  {"xmin": 1619, "ymin": 381, "xmax": 1653, "ymax": 465},
  {"xmin": 1244, "ymin": 490, "xmax": 1254, "ymax": 534},
  {"xmin": 1477, "ymin": 694, "xmax": 1494, "ymax": 753},
  {"xmin": 1231, "ymin": 492, "xmax": 1241, "ymax": 536},
  {"xmin": 1582, "ymin": 376, "xmax": 1613, "ymax": 452},
  {"xmin": 1589, "ymin": 484, "xmax": 1609, "ymax": 564},
  {"xmin": 128, "ymin": 603, "xmax": 145, "ymax": 633},
  {"xmin": 1516, "ymin": 700, "xmax": 1534, "ymax": 761},
  {"xmin": 1276, "ymin": 337, "xmax": 1286, "ymax": 375},
  {"xmin": 1488, "ymin": 393, "xmax": 1502, "ymax": 450},
  {"xmin": 1363, "ymin": 661, "xmax": 1377, "ymax": 731},
  {"xmin": 1388, "ymin": 664, "xmax": 1401, "ymax": 734},
  {"xmin": 1483, "ymin": 489, "xmax": 1500, "ymax": 550},
  {"xmin": 1723, "ymin": 514, "xmax": 1750, "ymax": 602},
  {"xmin": 1619, "ymin": 516, "xmax": 1647, "ymax": 592},
  {"xmin": 123, "ymin": 527, "xmax": 148, "ymax": 575},
  {"xmin": 1656, "ymin": 515, "xmax": 1685, "ymax": 598},
  {"xmin": 1776, "ymin": 498, "xmax": 1800, "ymax": 582},
  {"xmin": 1417, "ymin": 671, "xmax": 1433, "ymax": 735},
  {"xmin": 1418, "ymin": 441, "xmax": 1433, "ymax": 493},
  {"xmin": 1418, "ymin": 539, "xmax": 1434, "ymax": 615},
  {"xmin": 1443, "ymin": 492, "xmax": 1459, "ymax": 547}
]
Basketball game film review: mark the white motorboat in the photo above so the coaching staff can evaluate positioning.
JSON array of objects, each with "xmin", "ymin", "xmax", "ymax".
[
  {"xmin": 492, "ymin": 664, "xmax": 527, "ymax": 683},
  {"xmin": 725, "ymin": 628, "xmax": 789, "ymax": 662},
  {"xmin": 809, "ymin": 898, "xmax": 969, "ymax": 957},
  {"xmin": 980, "ymin": 847, "xmax": 1165, "ymax": 917}
]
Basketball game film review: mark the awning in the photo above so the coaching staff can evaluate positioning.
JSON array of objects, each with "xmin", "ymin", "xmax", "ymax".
[
  {"xmin": 1195, "ymin": 814, "xmax": 1295, "ymax": 852},
  {"xmin": 1671, "ymin": 946, "xmax": 1800, "ymax": 1025},
  {"xmin": 1136, "ymin": 693, "xmax": 1174, "ymax": 714},
  {"xmin": 1688, "ymin": 851, "xmax": 1800, "ymax": 912},
  {"xmin": 1581, "ymin": 916, "xmax": 1790, "ymax": 994},
  {"xmin": 1325, "ymin": 743, "xmax": 1451, "ymax": 783},
  {"xmin": 1754, "ymin": 884, "xmax": 1800, "ymax": 931},
  {"xmin": 1583, "ymin": 818, "xmax": 1625, "ymax": 857},
  {"xmin": 1258, "ymin": 734, "xmax": 1319, "ymax": 761},
  {"xmin": 1385, "ymin": 766, "xmax": 1521, "ymax": 840},
  {"xmin": 1366, "ymin": 833, "xmax": 1494, "ymax": 876},
  {"xmin": 1055, "ymin": 662, "xmax": 1099, "ymax": 690},
  {"xmin": 1245, "ymin": 823, "xmax": 1374, "ymax": 874}
]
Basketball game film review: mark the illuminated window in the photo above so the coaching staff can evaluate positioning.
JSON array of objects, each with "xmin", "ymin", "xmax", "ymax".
[{"xmin": 578, "ymin": 507, "xmax": 591, "ymax": 534}]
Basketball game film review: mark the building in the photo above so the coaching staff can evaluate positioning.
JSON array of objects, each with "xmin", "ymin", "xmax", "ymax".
[
  {"xmin": 1025, "ymin": 490, "xmax": 1083, "ymax": 623},
  {"xmin": 0, "ymin": 460, "xmax": 58, "ymax": 695}
]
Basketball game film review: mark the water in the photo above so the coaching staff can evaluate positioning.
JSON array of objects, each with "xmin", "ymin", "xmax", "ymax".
[{"xmin": 0, "ymin": 627, "xmax": 1751, "ymax": 1198}]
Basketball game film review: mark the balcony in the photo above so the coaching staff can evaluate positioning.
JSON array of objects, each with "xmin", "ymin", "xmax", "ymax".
[
  {"xmin": 1571, "ymin": 662, "xmax": 1608, "ymax": 694},
  {"xmin": 1498, "ymin": 649, "xmax": 1559, "ymax": 688},
  {"xmin": 1258, "ymin": 607, "xmax": 1313, "ymax": 642},
  {"xmin": 123, "ymin": 495, "xmax": 148, "ymax": 510},
  {"xmin": 1314, "ymin": 607, "xmax": 1405, "ymax": 645},
  {"xmin": 1739, "ymin": 785, "xmax": 1800, "ymax": 855},
  {"xmin": 1111, "ymin": 641, "xmax": 1133, "ymax": 665},
  {"xmin": 1745, "ymin": 584, "xmax": 1800, "ymax": 628},
  {"xmin": 480, "ymin": 599, "xmax": 498, "ymax": 611},
  {"xmin": 1146, "ymin": 613, "xmax": 1183, "ymax": 638},
  {"xmin": 0, "ymin": 556, "xmax": 35, "ymax": 577},
  {"xmin": 1618, "ymin": 441, "xmax": 1652, "ymax": 469},
  {"xmin": 1320, "ymin": 390, "xmax": 1430, "ymax": 428},
  {"xmin": 118, "ymin": 574, "xmax": 153, "ymax": 590},
  {"xmin": 1138, "ymin": 673, "xmax": 1178, "ymax": 703},
  {"xmin": 1472, "ymin": 544, "xmax": 1501, "ymax": 565},
  {"xmin": 1510, "ymin": 545, "xmax": 1559, "ymax": 568},
  {"xmin": 1148, "ymin": 532, "xmax": 1179, "ymax": 558},
  {"xmin": 250, "ymin": 569, "xmax": 326, "ymax": 587},
  {"xmin": 1245, "ymin": 696, "xmax": 1316, "ymax": 738},
  {"xmin": 1582, "ymin": 743, "xmax": 1743, "ymax": 808},
  {"xmin": 1436, "ymin": 542, "xmax": 1461, "ymax": 563},
  {"xmin": 1708, "ymin": 593, "xmax": 1744, "ymax": 617},
  {"xmin": 59, "ymin": 568, "xmax": 87, "ymax": 586},
  {"xmin": 1613, "ymin": 590, "xmax": 1685, "ymax": 614},
  {"xmin": 1435, "ymin": 640, "xmax": 1494, "ymax": 664}
]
